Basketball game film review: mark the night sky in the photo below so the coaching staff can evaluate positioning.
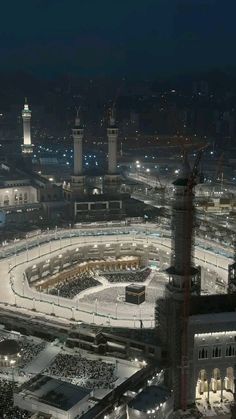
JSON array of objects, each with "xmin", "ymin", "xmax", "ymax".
[{"xmin": 1, "ymin": 0, "xmax": 236, "ymax": 78}]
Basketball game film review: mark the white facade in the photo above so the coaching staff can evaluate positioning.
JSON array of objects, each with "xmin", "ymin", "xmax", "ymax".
[
  {"xmin": 187, "ymin": 313, "xmax": 236, "ymax": 404},
  {"xmin": 0, "ymin": 185, "xmax": 38, "ymax": 207}
]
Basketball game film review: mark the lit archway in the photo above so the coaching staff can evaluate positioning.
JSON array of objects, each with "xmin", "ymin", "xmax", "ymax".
[
  {"xmin": 211, "ymin": 368, "xmax": 221, "ymax": 393},
  {"xmin": 196, "ymin": 369, "xmax": 208, "ymax": 400},
  {"xmin": 225, "ymin": 367, "xmax": 234, "ymax": 393}
]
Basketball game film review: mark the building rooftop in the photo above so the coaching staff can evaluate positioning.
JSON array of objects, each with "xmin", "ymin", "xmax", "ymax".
[
  {"xmin": 128, "ymin": 385, "xmax": 171, "ymax": 412},
  {"xmin": 18, "ymin": 375, "xmax": 90, "ymax": 411},
  {"xmin": 190, "ymin": 294, "xmax": 236, "ymax": 316}
]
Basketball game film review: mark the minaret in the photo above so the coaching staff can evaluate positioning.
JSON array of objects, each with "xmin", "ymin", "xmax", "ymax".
[
  {"xmin": 107, "ymin": 108, "xmax": 118, "ymax": 174},
  {"xmin": 22, "ymin": 98, "xmax": 33, "ymax": 154},
  {"xmin": 156, "ymin": 155, "xmax": 201, "ymax": 410},
  {"xmin": 73, "ymin": 112, "xmax": 83, "ymax": 176},
  {"xmin": 166, "ymin": 157, "xmax": 201, "ymax": 298},
  {"xmin": 70, "ymin": 110, "xmax": 85, "ymax": 196}
]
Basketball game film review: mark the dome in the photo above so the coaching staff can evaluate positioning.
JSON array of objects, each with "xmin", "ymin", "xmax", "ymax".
[{"xmin": 0, "ymin": 339, "xmax": 20, "ymax": 356}]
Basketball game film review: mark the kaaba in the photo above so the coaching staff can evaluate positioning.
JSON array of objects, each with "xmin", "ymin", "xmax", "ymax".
[{"xmin": 125, "ymin": 284, "xmax": 145, "ymax": 305}]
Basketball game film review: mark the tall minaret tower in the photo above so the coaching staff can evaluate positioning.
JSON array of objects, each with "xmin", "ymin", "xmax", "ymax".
[
  {"xmin": 70, "ymin": 110, "xmax": 85, "ymax": 195},
  {"xmin": 156, "ymin": 155, "xmax": 202, "ymax": 410},
  {"xmin": 22, "ymin": 98, "xmax": 33, "ymax": 154},
  {"xmin": 107, "ymin": 108, "xmax": 118, "ymax": 175},
  {"xmin": 73, "ymin": 112, "xmax": 83, "ymax": 176}
]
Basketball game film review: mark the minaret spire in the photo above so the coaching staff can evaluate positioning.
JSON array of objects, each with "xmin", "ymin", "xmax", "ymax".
[
  {"xmin": 21, "ymin": 98, "xmax": 33, "ymax": 154},
  {"xmin": 107, "ymin": 107, "xmax": 118, "ymax": 174},
  {"xmin": 73, "ymin": 108, "xmax": 83, "ymax": 176}
]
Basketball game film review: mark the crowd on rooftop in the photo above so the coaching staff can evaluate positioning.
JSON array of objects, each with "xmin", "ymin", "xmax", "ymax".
[
  {"xmin": 18, "ymin": 339, "xmax": 46, "ymax": 369},
  {"xmin": 44, "ymin": 353, "xmax": 116, "ymax": 389}
]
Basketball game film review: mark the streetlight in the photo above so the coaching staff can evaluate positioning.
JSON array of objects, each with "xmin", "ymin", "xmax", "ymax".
[
  {"xmin": 22, "ymin": 279, "xmax": 25, "ymax": 297},
  {"xmin": 47, "ymin": 227, "xmax": 51, "ymax": 254},
  {"xmin": 14, "ymin": 238, "xmax": 17, "ymax": 267},
  {"xmin": 95, "ymin": 298, "xmax": 98, "ymax": 314},
  {"xmin": 25, "ymin": 234, "xmax": 29, "ymax": 262},
  {"xmin": 69, "ymin": 223, "xmax": 72, "ymax": 245}
]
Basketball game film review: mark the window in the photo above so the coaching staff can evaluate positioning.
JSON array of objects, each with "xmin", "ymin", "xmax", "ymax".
[
  {"xmin": 226, "ymin": 345, "xmax": 236, "ymax": 357},
  {"xmin": 198, "ymin": 347, "xmax": 208, "ymax": 359},
  {"xmin": 24, "ymin": 192, "xmax": 27, "ymax": 203},
  {"xmin": 212, "ymin": 346, "xmax": 222, "ymax": 358}
]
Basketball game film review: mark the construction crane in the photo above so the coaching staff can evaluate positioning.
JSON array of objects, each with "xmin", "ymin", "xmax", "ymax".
[{"xmin": 180, "ymin": 148, "xmax": 204, "ymax": 411}]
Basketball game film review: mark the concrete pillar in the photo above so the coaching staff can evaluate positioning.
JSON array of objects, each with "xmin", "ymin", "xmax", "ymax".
[{"xmin": 220, "ymin": 380, "xmax": 223, "ymax": 402}]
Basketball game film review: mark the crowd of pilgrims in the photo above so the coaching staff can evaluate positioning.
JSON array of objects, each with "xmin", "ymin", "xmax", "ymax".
[
  {"xmin": 48, "ymin": 267, "xmax": 151, "ymax": 299},
  {"xmin": 103, "ymin": 267, "xmax": 151, "ymax": 283},
  {"xmin": 49, "ymin": 274, "xmax": 100, "ymax": 299},
  {"xmin": 0, "ymin": 379, "xmax": 30, "ymax": 418},
  {"xmin": 18, "ymin": 339, "xmax": 46, "ymax": 369},
  {"xmin": 44, "ymin": 353, "xmax": 116, "ymax": 389}
]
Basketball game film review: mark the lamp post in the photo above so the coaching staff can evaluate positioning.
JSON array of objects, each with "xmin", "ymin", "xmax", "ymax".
[
  {"xmin": 37, "ymin": 237, "xmax": 41, "ymax": 257},
  {"xmin": 47, "ymin": 227, "xmax": 51, "ymax": 254},
  {"xmin": 22, "ymin": 279, "xmax": 25, "ymax": 297},
  {"xmin": 26, "ymin": 235, "xmax": 29, "ymax": 262},
  {"xmin": 14, "ymin": 238, "xmax": 17, "ymax": 267},
  {"xmin": 69, "ymin": 223, "xmax": 72, "ymax": 245},
  {"xmin": 95, "ymin": 298, "xmax": 98, "ymax": 314}
]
